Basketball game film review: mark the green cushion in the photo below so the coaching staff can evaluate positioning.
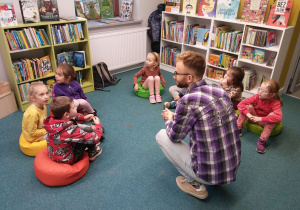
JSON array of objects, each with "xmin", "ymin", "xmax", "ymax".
[
  {"xmin": 236, "ymin": 110, "xmax": 282, "ymax": 136},
  {"xmin": 133, "ymin": 78, "xmax": 164, "ymax": 98}
]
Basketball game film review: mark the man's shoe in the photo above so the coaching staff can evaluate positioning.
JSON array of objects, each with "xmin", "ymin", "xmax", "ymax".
[
  {"xmin": 176, "ymin": 176, "xmax": 208, "ymax": 199},
  {"xmin": 256, "ymin": 139, "xmax": 266, "ymax": 154}
]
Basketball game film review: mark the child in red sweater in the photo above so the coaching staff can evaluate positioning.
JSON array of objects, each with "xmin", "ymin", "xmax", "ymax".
[
  {"xmin": 43, "ymin": 96, "xmax": 103, "ymax": 164},
  {"xmin": 237, "ymin": 79, "xmax": 283, "ymax": 154}
]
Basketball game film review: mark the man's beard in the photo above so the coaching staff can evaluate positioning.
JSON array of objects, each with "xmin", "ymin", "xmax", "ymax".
[{"xmin": 176, "ymin": 80, "xmax": 189, "ymax": 88}]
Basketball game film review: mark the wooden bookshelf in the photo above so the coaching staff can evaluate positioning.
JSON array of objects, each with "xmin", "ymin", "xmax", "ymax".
[
  {"xmin": 160, "ymin": 11, "xmax": 294, "ymax": 98},
  {"xmin": 0, "ymin": 19, "xmax": 94, "ymax": 111}
]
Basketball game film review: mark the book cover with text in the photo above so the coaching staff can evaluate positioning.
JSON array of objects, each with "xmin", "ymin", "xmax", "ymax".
[
  {"xmin": 0, "ymin": 3, "xmax": 18, "ymax": 26},
  {"xmin": 241, "ymin": 0, "xmax": 268, "ymax": 24},
  {"xmin": 100, "ymin": 0, "xmax": 114, "ymax": 19},
  {"xmin": 38, "ymin": 0, "xmax": 59, "ymax": 21},
  {"xmin": 267, "ymin": 1, "xmax": 293, "ymax": 28},
  {"xmin": 19, "ymin": 0, "xmax": 40, "ymax": 23},
  {"xmin": 215, "ymin": 0, "xmax": 240, "ymax": 20},
  {"xmin": 83, "ymin": 0, "xmax": 101, "ymax": 20},
  {"xmin": 166, "ymin": 0, "xmax": 180, "ymax": 13}
]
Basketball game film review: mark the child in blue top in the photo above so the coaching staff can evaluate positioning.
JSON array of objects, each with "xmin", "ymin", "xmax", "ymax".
[{"xmin": 52, "ymin": 63, "xmax": 96, "ymax": 116}]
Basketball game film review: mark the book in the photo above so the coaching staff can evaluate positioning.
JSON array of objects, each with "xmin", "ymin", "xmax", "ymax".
[
  {"xmin": 266, "ymin": 31, "xmax": 276, "ymax": 48},
  {"xmin": 267, "ymin": 0, "xmax": 293, "ymax": 28},
  {"xmin": 73, "ymin": 51, "xmax": 86, "ymax": 68},
  {"xmin": 242, "ymin": 46, "xmax": 254, "ymax": 60},
  {"xmin": 196, "ymin": 28, "xmax": 210, "ymax": 46},
  {"xmin": 83, "ymin": 0, "xmax": 101, "ymax": 20},
  {"xmin": 120, "ymin": 0, "xmax": 133, "ymax": 20},
  {"xmin": 241, "ymin": 0, "xmax": 268, "ymax": 24},
  {"xmin": 38, "ymin": 0, "xmax": 59, "ymax": 21},
  {"xmin": 182, "ymin": 0, "xmax": 197, "ymax": 15},
  {"xmin": 166, "ymin": 0, "xmax": 180, "ymax": 13},
  {"xmin": 209, "ymin": 54, "xmax": 220, "ymax": 66},
  {"xmin": 207, "ymin": 67, "xmax": 215, "ymax": 78},
  {"xmin": 252, "ymin": 48, "xmax": 265, "ymax": 64},
  {"xmin": 19, "ymin": 0, "xmax": 40, "ymax": 23},
  {"xmin": 266, "ymin": 51, "xmax": 277, "ymax": 67},
  {"xmin": 215, "ymin": 70, "xmax": 224, "ymax": 80},
  {"xmin": 100, "ymin": 0, "xmax": 114, "ymax": 19},
  {"xmin": 40, "ymin": 55, "xmax": 52, "ymax": 76},
  {"xmin": 0, "ymin": 3, "xmax": 18, "ymax": 26},
  {"xmin": 243, "ymin": 69, "xmax": 257, "ymax": 91},
  {"xmin": 260, "ymin": 75, "xmax": 267, "ymax": 86},
  {"xmin": 114, "ymin": 0, "xmax": 119, "ymax": 17},
  {"xmin": 198, "ymin": 0, "xmax": 217, "ymax": 17},
  {"xmin": 75, "ymin": 0, "xmax": 85, "ymax": 18},
  {"xmin": 215, "ymin": 0, "xmax": 240, "ymax": 20}
]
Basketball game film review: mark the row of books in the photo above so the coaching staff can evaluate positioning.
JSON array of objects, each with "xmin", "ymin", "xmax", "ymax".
[
  {"xmin": 162, "ymin": 18, "xmax": 184, "ymax": 42},
  {"xmin": 211, "ymin": 25, "xmax": 242, "ymax": 53},
  {"xmin": 5, "ymin": 28, "xmax": 50, "ymax": 51},
  {"xmin": 243, "ymin": 26, "xmax": 276, "ymax": 48},
  {"xmin": 266, "ymin": 52, "xmax": 277, "ymax": 67},
  {"xmin": 242, "ymin": 68, "xmax": 257, "ymax": 91},
  {"xmin": 18, "ymin": 83, "xmax": 30, "ymax": 102},
  {"xmin": 161, "ymin": 46, "xmax": 181, "ymax": 67},
  {"xmin": 57, "ymin": 50, "xmax": 86, "ymax": 68},
  {"xmin": 184, "ymin": 24, "xmax": 209, "ymax": 47},
  {"xmin": 209, "ymin": 53, "xmax": 238, "ymax": 69},
  {"xmin": 77, "ymin": 71, "xmax": 83, "ymax": 85},
  {"xmin": 207, "ymin": 67, "xmax": 224, "ymax": 81},
  {"xmin": 13, "ymin": 55, "xmax": 52, "ymax": 83},
  {"xmin": 242, "ymin": 47, "xmax": 265, "ymax": 64},
  {"xmin": 50, "ymin": 23, "xmax": 84, "ymax": 45}
]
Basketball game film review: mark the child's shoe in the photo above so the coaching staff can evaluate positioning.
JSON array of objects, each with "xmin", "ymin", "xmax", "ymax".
[
  {"xmin": 239, "ymin": 129, "xmax": 242, "ymax": 137},
  {"xmin": 89, "ymin": 145, "xmax": 102, "ymax": 161},
  {"xmin": 164, "ymin": 101, "xmax": 177, "ymax": 109},
  {"xmin": 256, "ymin": 138, "xmax": 266, "ymax": 154},
  {"xmin": 156, "ymin": 94, "xmax": 162, "ymax": 103},
  {"xmin": 149, "ymin": 95, "xmax": 156, "ymax": 104}
]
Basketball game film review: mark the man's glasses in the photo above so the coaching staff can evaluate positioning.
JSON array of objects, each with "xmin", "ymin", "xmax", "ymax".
[{"xmin": 174, "ymin": 71, "xmax": 190, "ymax": 76}]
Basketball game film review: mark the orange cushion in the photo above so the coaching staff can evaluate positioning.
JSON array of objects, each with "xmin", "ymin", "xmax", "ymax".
[{"xmin": 34, "ymin": 148, "xmax": 89, "ymax": 186}]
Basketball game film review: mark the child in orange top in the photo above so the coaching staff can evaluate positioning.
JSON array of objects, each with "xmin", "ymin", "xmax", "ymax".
[
  {"xmin": 134, "ymin": 52, "xmax": 166, "ymax": 103},
  {"xmin": 219, "ymin": 66, "xmax": 244, "ymax": 110},
  {"xmin": 237, "ymin": 79, "xmax": 283, "ymax": 154}
]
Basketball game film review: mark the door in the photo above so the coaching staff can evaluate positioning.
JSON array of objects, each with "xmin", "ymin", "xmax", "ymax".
[{"xmin": 287, "ymin": 34, "xmax": 300, "ymax": 93}]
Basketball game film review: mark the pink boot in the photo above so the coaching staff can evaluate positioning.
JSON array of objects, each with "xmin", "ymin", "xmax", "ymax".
[
  {"xmin": 156, "ymin": 94, "xmax": 162, "ymax": 103},
  {"xmin": 149, "ymin": 95, "xmax": 156, "ymax": 104}
]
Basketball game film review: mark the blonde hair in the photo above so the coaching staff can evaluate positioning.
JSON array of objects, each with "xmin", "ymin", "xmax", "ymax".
[
  {"xmin": 28, "ymin": 82, "xmax": 48, "ymax": 103},
  {"xmin": 263, "ymin": 79, "xmax": 283, "ymax": 106},
  {"xmin": 148, "ymin": 52, "xmax": 160, "ymax": 67}
]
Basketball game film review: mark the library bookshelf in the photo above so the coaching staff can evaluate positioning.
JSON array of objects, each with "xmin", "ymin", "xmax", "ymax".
[
  {"xmin": 160, "ymin": 11, "xmax": 294, "ymax": 98},
  {"xmin": 0, "ymin": 18, "xmax": 94, "ymax": 111}
]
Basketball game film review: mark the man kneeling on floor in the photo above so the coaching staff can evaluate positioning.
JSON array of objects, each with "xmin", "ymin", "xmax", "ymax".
[{"xmin": 156, "ymin": 51, "xmax": 241, "ymax": 199}]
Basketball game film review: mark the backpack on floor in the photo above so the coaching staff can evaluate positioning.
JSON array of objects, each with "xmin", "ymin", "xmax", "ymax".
[{"xmin": 93, "ymin": 62, "xmax": 120, "ymax": 91}]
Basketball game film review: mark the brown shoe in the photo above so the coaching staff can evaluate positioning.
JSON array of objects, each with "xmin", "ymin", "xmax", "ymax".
[{"xmin": 176, "ymin": 176, "xmax": 208, "ymax": 199}]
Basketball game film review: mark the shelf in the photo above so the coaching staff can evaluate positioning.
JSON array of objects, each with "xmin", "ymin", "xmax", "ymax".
[
  {"xmin": 17, "ymin": 72, "xmax": 56, "ymax": 85},
  {"xmin": 162, "ymin": 38, "xmax": 182, "ymax": 45},
  {"xmin": 10, "ymin": 45, "xmax": 52, "ymax": 54},
  {"xmin": 207, "ymin": 64, "xmax": 228, "ymax": 71},
  {"xmin": 210, "ymin": 47, "xmax": 240, "ymax": 55},
  {"xmin": 239, "ymin": 59, "xmax": 274, "ymax": 69},
  {"xmin": 242, "ymin": 43, "xmax": 279, "ymax": 52},
  {"xmin": 183, "ymin": 43, "xmax": 208, "ymax": 50},
  {"xmin": 53, "ymin": 39, "xmax": 88, "ymax": 46}
]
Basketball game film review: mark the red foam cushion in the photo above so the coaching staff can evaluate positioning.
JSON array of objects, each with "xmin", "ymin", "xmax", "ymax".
[{"xmin": 34, "ymin": 148, "xmax": 89, "ymax": 186}]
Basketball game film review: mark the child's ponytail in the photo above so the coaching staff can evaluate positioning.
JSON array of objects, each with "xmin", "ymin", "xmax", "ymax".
[{"xmin": 264, "ymin": 79, "xmax": 283, "ymax": 106}]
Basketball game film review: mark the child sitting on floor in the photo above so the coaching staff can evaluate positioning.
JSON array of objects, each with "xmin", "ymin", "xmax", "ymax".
[
  {"xmin": 52, "ymin": 63, "xmax": 97, "ymax": 116},
  {"xmin": 219, "ymin": 66, "xmax": 244, "ymax": 110},
  {"xmin": 43, "ymin": 96, "xmax": 103, "ymax": 164},
  {"xmin": 164, "ymin": 85, "xmax": 187, "ymax": 109},
  {"xmin": 237, "ymin": 79, "xmax": 283, "ymax": 154},
  {"xmin": 134, "ymin": 52, "xmax": 166, "ymax": 103},
  {"xmin": 21, "ymin": 82, "xmax": 48, "ymax": 143}
]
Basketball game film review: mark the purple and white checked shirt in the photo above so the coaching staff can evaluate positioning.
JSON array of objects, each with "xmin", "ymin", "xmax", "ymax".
[{"xmin": 165, "ymin": 80, "xmax": 241, "ymax": 185}]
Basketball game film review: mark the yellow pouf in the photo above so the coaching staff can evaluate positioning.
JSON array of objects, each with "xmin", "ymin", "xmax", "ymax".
[{"xmin": 19, "ymin": 133, "xmax": 47, "ymax": 157}]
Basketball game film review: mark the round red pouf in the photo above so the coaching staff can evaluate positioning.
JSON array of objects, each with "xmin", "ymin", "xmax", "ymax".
[{"xmin": 34, "ymin": 148, "xmax": 89, "ymax": 186}]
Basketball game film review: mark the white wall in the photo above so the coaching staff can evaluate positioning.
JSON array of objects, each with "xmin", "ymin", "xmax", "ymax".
[{"xmin": 0, "ymin": 0, "xmax": 164, "ymax": 81}]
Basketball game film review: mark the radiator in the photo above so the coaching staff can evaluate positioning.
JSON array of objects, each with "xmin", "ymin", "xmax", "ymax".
[{"xmin": 89, "ymin": 27, "xmax": 148, "ymax": 71}]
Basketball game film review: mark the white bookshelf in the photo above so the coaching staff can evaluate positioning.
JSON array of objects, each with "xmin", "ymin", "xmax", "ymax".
[{"xmin": 160, "ymin": 11, "xmax": 294, "ymax": 98}]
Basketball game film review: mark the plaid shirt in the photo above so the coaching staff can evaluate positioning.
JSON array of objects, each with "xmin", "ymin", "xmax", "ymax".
[{"xmin": 165, "ymin": 80, "xmax": 241, "ymax": 185}]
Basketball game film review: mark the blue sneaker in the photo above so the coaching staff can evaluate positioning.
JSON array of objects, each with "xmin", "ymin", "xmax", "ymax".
[{"xmin": 164, "ymin": 101, "xmax": 176, "ymax": 109}]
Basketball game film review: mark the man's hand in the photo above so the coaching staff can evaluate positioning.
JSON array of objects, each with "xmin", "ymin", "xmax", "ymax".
[
  {"xmin": 134, "ymin": 84, "xmax": 139, "ymax": 92},
  {"xmin": 161, "ymin": 108, "xmax": 174, "ymax": 122},
  {"xmin": 84, "ymin": 114, "xmax": 94, "ymax": 122},
  {"xmin": 174, "ymin": 96, "xmax": 180, "ymax": 101},
  {"xmin": 93, "ymin": 116, "xmax": 100, "ymax": 125}
]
